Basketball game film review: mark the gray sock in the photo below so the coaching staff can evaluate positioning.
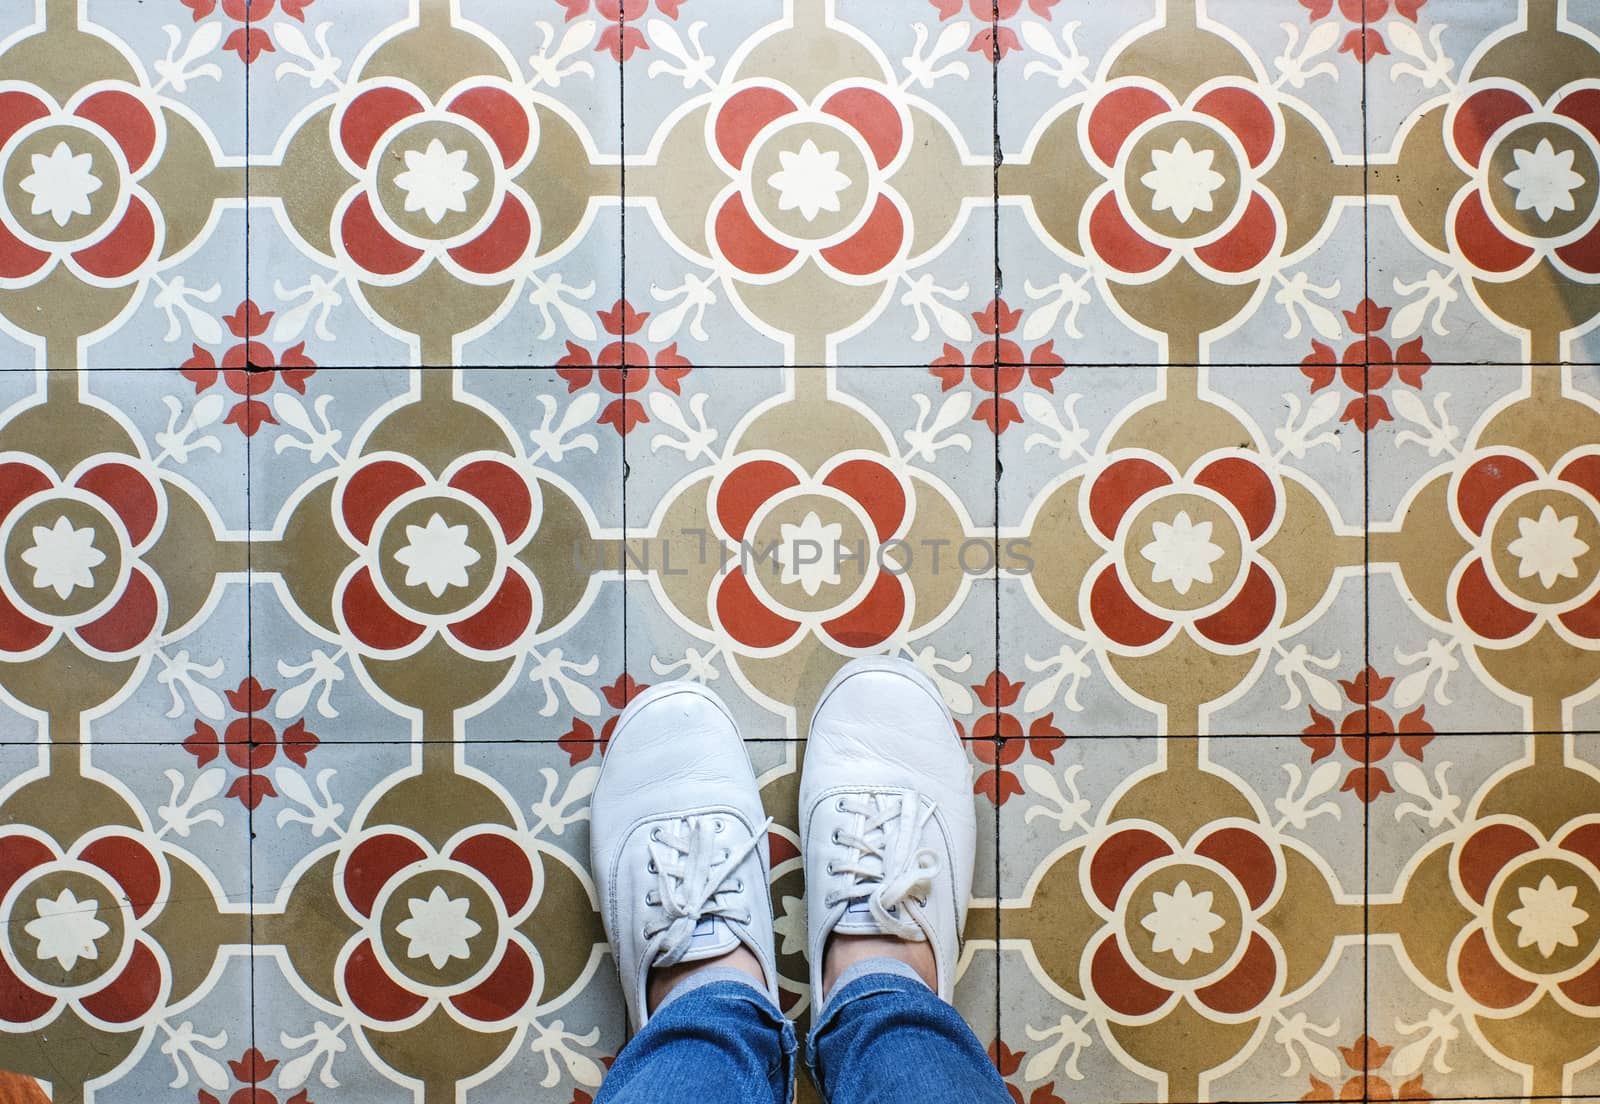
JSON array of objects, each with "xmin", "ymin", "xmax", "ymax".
[
  {"xmin": 653, "ymin": 964, "xmax": 765, "ymax": 1014},
  {"xmin": 817, "ymin": 956, "xmax": 929, "ymax": 1018}
]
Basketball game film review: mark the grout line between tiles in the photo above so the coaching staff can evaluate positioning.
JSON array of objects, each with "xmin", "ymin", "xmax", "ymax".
[
  {"xmin": 37, "ymin": 360, "xmax": 1600, "ymax": 373},
  {"xmin": 242, "ymin": 5, "xmax": 258, "ymax": 1068},
  {"xmin": 6, "ymin": 729, "xmax": 1593, "ymax": 748},
  {"xmin": 618, "ymin": 3, "xmax": 629, "ymax": 719},
  {"xmin": 991, "ymin": 0, "xmax": 1003, "ymax": 1059},
  {"xmin": 1360, "ymin": 8, "xmax": 1372, "ymax": 1097}
]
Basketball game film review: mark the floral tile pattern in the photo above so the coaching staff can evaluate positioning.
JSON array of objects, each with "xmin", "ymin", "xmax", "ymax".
[{"xmin": 3, "ymin": 0, "xmax": 1600, "ymax": 1102}]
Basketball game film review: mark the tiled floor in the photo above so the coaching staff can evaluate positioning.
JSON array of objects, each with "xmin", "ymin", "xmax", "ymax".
[{"xmin": 2, "ymin": 1, "xmax": 1600, "ymax": 1101}]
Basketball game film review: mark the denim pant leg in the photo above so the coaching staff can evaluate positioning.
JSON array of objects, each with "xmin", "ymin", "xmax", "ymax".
[
  {"xmin": 806, "ymin": 973, "xmax": 1011, "ymax": 1104},
  {"xmin": 596, "ymin": 980, "xmax": 797, "ymax": 1104}
]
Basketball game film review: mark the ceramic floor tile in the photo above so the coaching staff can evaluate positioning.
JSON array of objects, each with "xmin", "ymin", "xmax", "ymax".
[
  {"xmin": 996, "ymin": 0, "xmax": 1366, "ymax": 366},
  {"xmin": 1369, "ymin": 731, "xmax": 1600, "ymax": 1101},
  {"xmin": 250, "ymin": 738, "xmax": 624, "ymax": 1103},
  {"xmin": 0, "ymin": 4, "xmax": 247, "ymax": 371},
  {"xmin": 249, "ymin": 368, "xmax": 624, "ymax": 744},
  {"xmin": 622, "ymin": 0, "xmax": 996, "ymax": 365},
  {"xmin": 992, "ymin": 735, "xmax": 1363, "ymax": 1104},
  {"xmin": 1367, "ymin": 2, "xmax": 1600, "ymax": 365},
  {"xmin": 0, "ymin": 741, "xmax": 253, "ymax": 1102},
  {"xmin": 1370, "ymin": 364, "xmax": 1600, "ymax": 734},
  {"xmin": 246, "ymin": 0, "xmax": 623, "ymax": 367},
  {"xmin": 624, "ymin": 365, "xmax": 998, "ymax": 741},
  {"xmin": 999, "ymin": 365, "xmax": 1365, "ymax": 737},
  {"xmin": 0, "ymin": 371, "xmax": 250, "ymax": 739}
]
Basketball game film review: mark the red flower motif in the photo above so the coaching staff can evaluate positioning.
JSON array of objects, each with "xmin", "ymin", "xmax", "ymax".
[
  {"xmin": 709, "ymin": 454, "xmax": 912, "ymax": 654},
  {"xmin": 1298, "ymin": 0, "xmax": 1427, "ymax": 63},
  {"xmin": 988, "ymin": 1038, "xmax": 1067, "ymax": 1104},
  {"xmin": 928, "ymin": 0, "xmax": 1061, "ymax": 59},
  {"xmin": 932, "ymin": 299, "xmax": 1065, "ymax": 432},
  {"xmin": 1446, "ymin": 449, "xmax": 1600, "ymax": 645},
  {"xmin": 1083, "ymin": 452, "xmax": 1284, "ymax": 652},
  {"xmin": 331, "ymin": 80, "xmax": 537, "ymax": 282},
  {"xmin": 557, "ymin": 299, "xmax": 692, "ymax": 434},
  {"xmin": 0, "ymin": 828, "xmax": 169, "ymax": 1030},
  {"xmin": 1085, "ymin": 823, "xmax": 1282, "ymax": 1019},
  {"xmin": 1301, "ymin": 1034, "xmax": 1429, "ymax": 1101},
  {"xmin": 1449, "ymin": 819, "xmax": 1600, "ymax": 1012},
  {"xmin": 968, "ymin": 672, "xmax": 1065, "ymax": 805},
  {"xmin": 182, "ymin": 677, "xmax": 320, "ymax": 810},
  {"xmin": 560, "ymin": 673, "xmax": 649, "ymax": 765},
  {"xmin": 181, "ymin": 0, "xmax": 315, "ymax": 64},
  {"xmin": 0, "ymin": 456, "xmax": 164, "ymax": 658},
  {"xmin": 332, "ymin": 454, "xmax": 540, "ymax": 658},
  {"xmin": 555, "ymin": 0, "xmax": 686, "ymax": 60},
  {"xmin": 198, "ymin": 1048, "xmax": 312, "ymax": 1104},
  {"xmin": 0, "ymin": 84, "xmax": 164, "ymax": 286},
  {"xmin": 1446, "ymin": 82, "xmax": 1600, "ymax": 281},
  {"xmin": 1301, "ymin": 666, "xmax": 1433, "ymax": 802},
  {"xmin": 1300, "ymin": 297, "xmax": 1429, "ymax": 432},
  {"xmin": 337, "ymin": 828, "xmax": 538, "ymax": 1026},
  {"xmin": 707, "ymin": 83, "xmax": 911, "ymax": 282},
  {"xmin": 1083, "ymin": 82, "xmax": 1282, "ymax": 279},
  {"xmin": 181, "ymin": 301, "xmax": 316, "ymax": 435}
]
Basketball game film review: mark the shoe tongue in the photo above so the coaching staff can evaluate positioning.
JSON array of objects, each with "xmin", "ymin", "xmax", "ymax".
[
  {"xmin": 833, "ymin": 893, "xmax": 902, "ymax": 936},
  {"xmin": 662, "ymin": 915, "xmax": 740, "ymax": 965}
]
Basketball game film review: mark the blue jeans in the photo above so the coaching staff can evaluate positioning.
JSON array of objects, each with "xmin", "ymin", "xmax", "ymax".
[{"xmin": 595, "ymin": 971, "xmax": 1011, "ymax": 1103}]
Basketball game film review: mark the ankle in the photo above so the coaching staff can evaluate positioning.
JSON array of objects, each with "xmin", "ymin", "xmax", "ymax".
[
  {"xmin": 647, "ymin": 944, "xmax": 765, "ymax": 1014},
  {"xmin": 821, "ymin": 933, "xmax": 936, "ymax": 1004}
]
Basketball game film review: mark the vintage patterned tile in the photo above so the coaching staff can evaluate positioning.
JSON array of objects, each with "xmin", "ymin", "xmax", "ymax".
[
  {"xmin": 249, "ymin": 368, "xmax": 624, "ymax": 745},
  {"xmin": 250, "ymin": 738, "xmax": 623, "ymax": 1102},
  {"xmin": 0, "ymin": 371, "xmax": 250, "ymax": 742},
  {"xmin": 623, "ymin": 0, "xmax": 995, "ymax": 365},
  {"xmin": 997, "ymin": 0, "xmax": 1365, "ymax": 366},
  {"xmin": 991, "ymin": 735, "xmax": 1363, "ymax": 1104},
  {"xmin": 1369, "ymin": 731, "xmax": 1600, "ymax": 1099},
  {"xmin": 246, "ymin": 0, "xmax": 623, "ymax": 366},
  {"xmin": 0, "ymin": 2, "xmax": 247, "ymax": 370},
  {"xmin": 999, "ymin": 365, "xmax": 1365, "ymax": 737},
  {"xmin": 0, "ymin": 739, "xmax": 253, "ymax": 1102},
  {"xmin": 1368, "ymin": 2, "xmax": 1600, "ymax": 365},
  {"xmin": 624, "ymin": 365, "xmax": 998, "ymax": 741},
  {"xmin": 1371, "ymin": 364, "xmax": 1600, "ymax": 733}
]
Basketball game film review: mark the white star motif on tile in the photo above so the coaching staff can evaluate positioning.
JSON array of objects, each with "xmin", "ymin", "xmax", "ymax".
[
  {"xmin": 1140, "ymin": 138, "xmax": 1225, "ymax": 224},
  {"xmin": 393, "ymin": 513, "xmax": 481, "ymax": 597},
  {"xmin": 25, "ymin": 888, "xmax": 110, "ymax": 971},
  {"xmin": 1140, "ymin": 510, "xmax": 1223, "ymax": 595},
  {"xmin": 1140, "ymin": 880, "xmax": 1225, "ymax": 965},
  {"xmin": 1503, "ymin": 138, "xmax": 1585, "ymax": 222},
  {"xmin": 775, "ymin": 511, "xmax": 842, "ymax": 596},
  {"xmin": 21, "ymin": 516, "xmax": 106, "ymax": 599},
  {"xmin": 20, "ymin": 141, "xmax": 101, "ymax": 227},
  {"xmin": 395, "ymin": 885, "xmax": 482, "ymax": 969},
  {"xmin": 767, "ymin": 139, "xmax": 851, "ymax": 222},
  {"xmin": 1505, "ymin": 504, "xmax": 1588, "ymax": 589},
  {"xmin": 394, "ymin": 138, "xmax": 478, "ymax": 224},
  {"xmin": 1506, "ymin": 874, "xmax": 1588, "ymax": 958}
]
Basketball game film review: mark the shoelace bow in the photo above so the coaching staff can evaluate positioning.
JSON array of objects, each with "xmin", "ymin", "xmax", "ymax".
[
  {"xmin": 825, "ymin": 791, "xmax": 941, "ymax": 941},
  {"xmin": 642, "ymin": 814, "xmax": 772, "ymax": 968}
]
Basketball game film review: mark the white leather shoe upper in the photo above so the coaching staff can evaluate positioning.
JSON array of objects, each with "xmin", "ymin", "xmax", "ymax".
[
  {"xmin": 589, "ymin": 681, "xmax": 779, "ymax": 1030},
  {"xmin": 800, "ymin": 657, "xmax": 976, "ymax": 1005}
]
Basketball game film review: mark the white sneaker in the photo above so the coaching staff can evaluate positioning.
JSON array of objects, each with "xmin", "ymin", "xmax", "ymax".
[
  {"xmin": 800, "ymin": 657, "xmax": 976, "ymax": 1006},
  {"xmin": 590, "ymin": 681, "xmax": 780, "ymax": 1029}
]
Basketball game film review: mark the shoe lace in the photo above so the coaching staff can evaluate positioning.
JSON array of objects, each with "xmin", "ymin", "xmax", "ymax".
[
  {"xmin": 823, "ymin": 792, "xmax": 941, "ymax": 941},
  {"xmin": 642, "ymin": 814, "xmax": 772, "ymax": 968}
]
